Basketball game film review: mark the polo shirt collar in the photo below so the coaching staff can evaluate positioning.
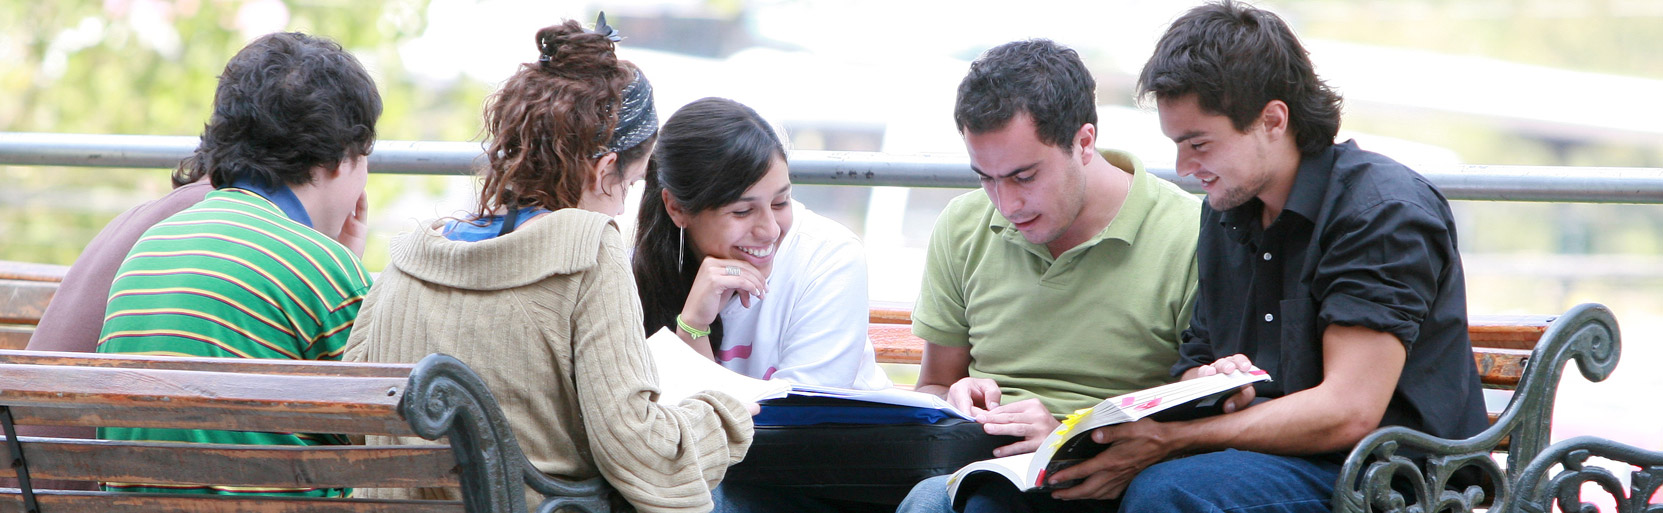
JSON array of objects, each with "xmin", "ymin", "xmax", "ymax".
[
  {"xmin": 988, "ymin": 148, "xmax": 1153, "ymax": 257},
  {"xmin": 227, "ymin": 178, "xmax": 313, "ymax": 227}
]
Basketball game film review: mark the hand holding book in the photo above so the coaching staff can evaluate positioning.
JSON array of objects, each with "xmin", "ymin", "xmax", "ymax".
[
  {"xmin": 1183, "ymin": 353, "xmax": 1260, "ymax": 414},
  {"xmin": 944, "ymin": 369, "xmax": 1272, "ymax": 507}
]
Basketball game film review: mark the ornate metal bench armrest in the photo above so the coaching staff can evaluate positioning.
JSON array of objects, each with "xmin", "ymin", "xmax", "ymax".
[
  {"xmin": 1497, "ymin": 303, "xmax": 1621, "ymax": 470},
  {"xmin": 1332, "ymin": 303, "xmax": 1622, "ymax": 513},
  {"xmin": 1507, "ymin": 436, "xmax": 1663, "ymax": 513},
  {"xmin": 404, "ymin": 353, "xmax": 614, "ymax": 513},
  {"xmin": 1333, "ymin": 427, "xmax": 1508, "ymax": 513}
]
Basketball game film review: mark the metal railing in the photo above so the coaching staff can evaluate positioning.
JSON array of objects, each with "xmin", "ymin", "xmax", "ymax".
[{"xmin": 5, "ymin": 132, "xmax": 1663, "ymax": 203}]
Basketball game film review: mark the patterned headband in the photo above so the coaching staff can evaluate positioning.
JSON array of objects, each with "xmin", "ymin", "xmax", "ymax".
[{"xmin": 597, "ymin": 68, "xmax": 657, "ymax": 157}]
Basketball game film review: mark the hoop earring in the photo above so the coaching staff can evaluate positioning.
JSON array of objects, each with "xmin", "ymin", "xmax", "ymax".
[{"xmin": 678, "ymin": 227, "xmax": 685, "ymax": 269}]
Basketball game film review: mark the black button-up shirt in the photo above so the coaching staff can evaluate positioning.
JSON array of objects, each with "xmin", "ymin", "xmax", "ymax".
[{"xmin": 1174, "ymin": 140, "xmax": 1488, "ymax": 445}]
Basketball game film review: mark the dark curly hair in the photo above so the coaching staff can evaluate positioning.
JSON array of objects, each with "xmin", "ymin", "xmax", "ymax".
[
  {"xmin": 1137, "ymin": 0, "xmax": 1343, "ymax": 156},
  {"xmin": 197, "ymin": 32, "xmax": 381, "ymax": 189},
  {"xmin": 954, "ymin": 39, "xmax": 1097, "ymax": 149},
  {"xmin": 474, "ymin": 20, "xmax": 655, "ymax": 216},
  {"xmin": 633, "ymin": 98, "xmax": 783, "ymax": 345}
]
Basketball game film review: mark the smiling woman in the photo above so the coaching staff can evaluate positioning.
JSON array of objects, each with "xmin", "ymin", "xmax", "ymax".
[{"xmin": 633, "ymin": 97, "xmax": 891, "ymax": 392}]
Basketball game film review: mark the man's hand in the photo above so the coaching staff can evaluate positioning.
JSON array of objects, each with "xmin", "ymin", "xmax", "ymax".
[
  {"xmin": 945, "ymin": 376, "xmax": 1002, "ymax": 416},
  {"xmin": 1046, "ymin": 418, "xmax": 1173, "ymax": 501},
  {"xmin": 335, "ymin": 192, "xmax": 369, "ymax": 257},
  {"xmin": 1185, "ymin": 353, "xmax": 1259, "ymax": 413},
  {"xmin": 977, "ymin": 398, "xmax": 1061, "ymax": 457}
]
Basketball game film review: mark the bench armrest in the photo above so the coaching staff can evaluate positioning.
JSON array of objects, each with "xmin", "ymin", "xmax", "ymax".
[
  {"xmin": 403, "ymin": 354, "xmax": 613, "ymax": 513},
  {"xmin": 1508, "ymin": 436, "xmax": 1663, "ymax": 513},
  {"xmin": 1332, "ymin": 303, "xmax": 1622, "ymax": 513}
]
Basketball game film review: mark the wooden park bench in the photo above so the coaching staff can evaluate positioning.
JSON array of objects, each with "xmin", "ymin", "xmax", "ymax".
[
  {"xmin": 0, "ymin": 261, "xmax": 64, "ymax": 351},
  {"xmin": 867, "ymin": 300, "xmax": 1623, "ymax": 513},
  {"xmin": 0, "ymin": 352, "xmax": 613, "ymax": 512},
  {"xmin": 0, "ymin": 258, "xmax": 1628, "ymax": 511}
]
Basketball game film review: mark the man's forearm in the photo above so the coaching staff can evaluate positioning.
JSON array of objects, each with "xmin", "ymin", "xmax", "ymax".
[{"xmin": 1167, "ymin": 385, "xmax": 1381, "ymax": 456}]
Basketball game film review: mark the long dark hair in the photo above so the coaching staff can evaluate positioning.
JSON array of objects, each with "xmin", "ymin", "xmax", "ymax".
[
  {"xmin": 633, "ymin": 98, "xmax": 785, "ymax": 344},
  {"xmin": 475, "ymin": 20, "xmax": 654, "ymax": 217}
]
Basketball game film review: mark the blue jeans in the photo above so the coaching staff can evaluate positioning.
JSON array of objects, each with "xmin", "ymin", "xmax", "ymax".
[
  {"xmin": 1119, "ymin": 450, "xmax": 1340, "ymax": 513},
  {"xmin": 897, "ymin": 450, "xmax": 1339, "ymax": 513},
  {"xmin": 896, "ymin": 475, "xmax": 1117, "ymax": 513}
]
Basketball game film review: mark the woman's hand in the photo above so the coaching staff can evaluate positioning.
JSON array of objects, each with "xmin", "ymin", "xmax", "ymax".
[
  {"xmin": 675, "ymin": 257, "xmax": 769, "ymax": 352},
  {"xmin": 680, "ymin": 257, "xmax": 769, "ymax": 325}
]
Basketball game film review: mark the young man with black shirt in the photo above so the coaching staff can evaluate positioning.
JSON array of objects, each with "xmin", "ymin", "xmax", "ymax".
[{"xmin": 1035, "ymin": 2, "xmax": 1488, "ymax": 512}]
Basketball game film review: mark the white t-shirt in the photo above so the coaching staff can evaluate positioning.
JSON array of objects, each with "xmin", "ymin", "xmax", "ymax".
[{"xmin": 714, "ymin": 204, "xmax": 892, "ymax": 390}]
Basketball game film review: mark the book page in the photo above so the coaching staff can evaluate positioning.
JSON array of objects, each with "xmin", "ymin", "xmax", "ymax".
[
  {"xmin": 946, "ymin": 452, "xmax": 1038, "ymax": 502},
  {"xmin": 1023, "ymin": 370, "xmax": 1272, "ymax": 482},
  {"xmin": 645, "ymin": 327, "xmax": 791, "ymax": 404},
  {"xmin": 787, "ymin": 382, "xmax": 973, "ymax": 420}
]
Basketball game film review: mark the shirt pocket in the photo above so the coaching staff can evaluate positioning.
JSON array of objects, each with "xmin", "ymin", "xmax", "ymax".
[{"xmin": 1278, "ymin": 297, "xmax": 1322, "ymax": 393}]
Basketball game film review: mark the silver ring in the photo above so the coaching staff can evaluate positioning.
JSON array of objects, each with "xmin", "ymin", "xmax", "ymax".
[{"xmin": 724, "ymin": 265, "xmax": 742, "ymax": 276}]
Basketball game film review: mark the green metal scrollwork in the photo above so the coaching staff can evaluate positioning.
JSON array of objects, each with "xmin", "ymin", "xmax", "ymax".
[
  {"xmin": 1509, "ymin": 436, "xmax": 1663, "ymax": 513},
  {"xmin": 404, "ymin": 353, "xmax": 615, "ymax": 513},
  {"xmin": 1333, "ymin": 303, "xmax": 1621, "ymax": 513}
]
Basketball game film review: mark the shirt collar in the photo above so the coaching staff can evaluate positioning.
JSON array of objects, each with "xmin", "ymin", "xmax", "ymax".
[
  {"xmin": 227, "ymin": 178, "xmax": 313, "ymax": 227},
  {"xmin": 987, "ymin": 148, "xmax": 1153, "ymax": 255},
  {"xmin": 1283, "ymin": 140, "xmax": 1346, "ymax": 222},
  {"xmin": 1216, "ymin": 141, "xmax": 1346, "ymax": 242}
]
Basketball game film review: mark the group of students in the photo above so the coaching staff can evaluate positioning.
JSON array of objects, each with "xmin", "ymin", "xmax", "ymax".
[{"xmin": 19, "ymin": 2, "xmax": 1492, "ymax": 513}]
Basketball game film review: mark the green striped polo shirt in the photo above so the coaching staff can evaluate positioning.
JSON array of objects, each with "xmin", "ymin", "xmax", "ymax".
[{"xmin": 96, "ymin": 187, "xmax": 371, "ymax": 497}]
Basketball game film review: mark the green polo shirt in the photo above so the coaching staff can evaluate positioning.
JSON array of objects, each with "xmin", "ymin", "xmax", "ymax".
[{"xmin": 913, "ymin": 149, "xmax": 1201, "ymax": 417}]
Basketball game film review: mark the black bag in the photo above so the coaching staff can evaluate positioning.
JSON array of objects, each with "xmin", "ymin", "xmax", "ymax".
[{"xmin": 725, "ymin": 418, "xmax": 1020, "ymax": 505}]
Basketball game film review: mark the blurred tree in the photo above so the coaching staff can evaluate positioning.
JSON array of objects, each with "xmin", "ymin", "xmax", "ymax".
[{"xmin": 0, "ymin": 0, "xmax": 491, "ymax": 269}]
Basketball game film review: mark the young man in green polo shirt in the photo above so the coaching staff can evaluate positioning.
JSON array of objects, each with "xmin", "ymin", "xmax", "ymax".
[{"xmin": 896, "ymin": 39, "xmax": 1201, "ymax": 512}]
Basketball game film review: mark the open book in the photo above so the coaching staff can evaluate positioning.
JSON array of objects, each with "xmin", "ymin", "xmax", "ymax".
[
  {"xmin": 945, "ymin": 370, "xmax": 1271, "ymax": 503},
  {"xmin": 644, "ymin": 328, "xmax": 971, "ymax": 422},
  {"xmin": 645, "ymin": 327, "xmax": 790, "ymax": 404}
]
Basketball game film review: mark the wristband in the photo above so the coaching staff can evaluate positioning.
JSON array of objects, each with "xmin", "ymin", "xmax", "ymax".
[{"xmin": 676, "ymin": 314, "xmax": 711, "ymax": 339}]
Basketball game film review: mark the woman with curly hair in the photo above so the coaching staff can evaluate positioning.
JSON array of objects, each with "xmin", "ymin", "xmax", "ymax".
[{"xmin": 343, "ymin": 17, "xmax": 754, "ymax": 512}]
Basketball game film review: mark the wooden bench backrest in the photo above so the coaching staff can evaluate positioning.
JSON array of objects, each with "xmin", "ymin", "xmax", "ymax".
[
  {"xmin": 868, "ymin": 301, "xmax": 1547, "ymax": 390},
  {"xmin": 0, "ymin": 261, "xmax": 65, "ymax": 351},
  {"xmin": 0, "ymin": 349, "xmax": 466, "ymax": 512}
]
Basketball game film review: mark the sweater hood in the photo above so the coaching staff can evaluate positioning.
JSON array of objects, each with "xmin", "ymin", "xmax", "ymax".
[{"xmin": 388, "ymin": 208, "xmax": 619, "ymax": 291}]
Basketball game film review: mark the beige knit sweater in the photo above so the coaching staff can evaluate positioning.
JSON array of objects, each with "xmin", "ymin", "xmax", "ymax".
[{"xmin": 343, "ymin": 209, "xmax": 753, "ymax": 513}]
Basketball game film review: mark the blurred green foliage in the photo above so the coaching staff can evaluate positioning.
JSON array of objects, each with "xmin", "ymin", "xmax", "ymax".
[
  {"xmin": 3, "ymin": 0, "xmax": 1661, "ymax": 274},
  {"xmin": 0, "ymin": 0, "xmax": 488, "ymax": 270}
]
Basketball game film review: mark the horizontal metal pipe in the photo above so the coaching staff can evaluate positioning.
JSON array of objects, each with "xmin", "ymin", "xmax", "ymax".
[{"xmin": 5, "ymin": 132, "xmax": 1663, "ymax": 204}]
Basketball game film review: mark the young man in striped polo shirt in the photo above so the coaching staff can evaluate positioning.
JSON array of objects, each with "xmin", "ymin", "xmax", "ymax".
[{"xmin": 95, "ymin": 31, "xmax": 381, "ymax": 497}]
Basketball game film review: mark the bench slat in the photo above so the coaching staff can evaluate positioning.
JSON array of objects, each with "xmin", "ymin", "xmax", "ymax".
[
  {"xmin": 0, "ymin": 488, "xmax": 464, "ymax": 513},
  {"xmin": 0, "ymin": 438, "xmax": 456, "ymax": 489},
  {"xmin": 870, "ymin": 325, "xmax": 922, "ymax": 364},
  {"xmin": 0, "ymin": 350, "xmax": 415, "ymax": 378},
  {"xmin": 872, "ymin": 329, "xmax": 1528, "ymax": 388},
  {"xmin": 0, "ymin": 364, "xmax": 404, "ymax": 414},
  {"xmin": 1466, "ymin": 315, "xmax": 1554, "ymax": 351},
  {"xmin": 869, "ymin": 303, "xmax": 1552, "ymax": 351},
  {"xmin": 0, "ymin": 327, "xmax": 29, "ymax": 351},
  {"xmin": 6, "ymin": 406, "xmax": 417, "ymax": 437},
  {"xmin": 0, "ymin": 261, "xmax": 69, "ymax": 282},
  {"xmin": 0, "ymin": 364, "xmax": 408, "ymax": 435},
  {"xmin": 0, "ymin": 279, "xmax": 56, "ymax": 325},
  {"xmin": 1474, "ymin": 348, "xmax": 1531, "ymax": 388}
]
